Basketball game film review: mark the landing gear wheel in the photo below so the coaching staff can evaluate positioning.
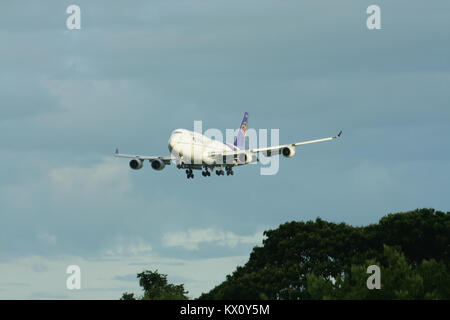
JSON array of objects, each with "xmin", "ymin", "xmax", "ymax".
[{"xmin": 202, "ymin": 168, "xmax": 211, "ymax": 177}]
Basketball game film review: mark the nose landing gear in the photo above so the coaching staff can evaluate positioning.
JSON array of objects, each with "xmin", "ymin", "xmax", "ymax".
[{"xmin": 186, "ymin": 169, "xmax": 194, "ymax": 179}]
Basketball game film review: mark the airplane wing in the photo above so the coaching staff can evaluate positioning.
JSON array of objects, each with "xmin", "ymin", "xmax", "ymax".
[
  {"xmin": 114, "ymin": 148, "xmax": 173, "ymax": 164},
  {"xmin": 215, "ymin": 131, "xmax": 342, "ymax": 162},
  {"xmin": 252, "ymin": 130, "xmax": 342, "ymax": 157}
]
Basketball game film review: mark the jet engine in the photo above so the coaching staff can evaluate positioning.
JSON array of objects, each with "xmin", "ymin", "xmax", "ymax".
[
  {"xmin": 281, "ymin": 145, "xmax": 296, "ymax": 158},
  {"xmin": 129, "ymin": 159, "xmax": 143, "ymax": 170},
  {"xmin": 151, "ymin": 159, "xmax": 166, "ymax": 171},
  {"xmin": 237, "ymin": 152, "xmax": 257, "ymax": 164}
]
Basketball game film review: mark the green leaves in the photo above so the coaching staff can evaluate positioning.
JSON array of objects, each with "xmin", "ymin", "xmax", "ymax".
[
  {"xmin": 307, "ymin": 245, "xmax": 450, "ymax": 300},
  {"xmin": 120, "ymin": 292, "xmax": 136, "ymax": 300},
  {"xmin": 121, "ymin": 270, "xmax": 189, "ymax": 300},
  {"xmin": 199, "ymin": 209, "xmax": 450, "ymax": 300}
]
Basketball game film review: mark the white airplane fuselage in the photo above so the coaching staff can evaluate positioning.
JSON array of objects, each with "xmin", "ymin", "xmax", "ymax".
[{"xmin": 168, "ymin": 129, "xmax": 236, "ymax": 168}]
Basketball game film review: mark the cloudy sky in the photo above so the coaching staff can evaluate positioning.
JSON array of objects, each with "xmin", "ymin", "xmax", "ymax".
[{"xmin": 1, "ymin": 0, "xmax": 449, "ymax": 299}]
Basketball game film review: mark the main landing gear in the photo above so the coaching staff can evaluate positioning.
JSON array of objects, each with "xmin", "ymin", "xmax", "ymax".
[
  {"xmin": 185, "ymin": 167, "xmax": 234, "ymax": 179},
  {"xmin": 214, "ymin": 167, "xmax": 234, "ymax": 176},
  {"xmin": 202, "ymin": 168, "xmax": 211, "ymax": 177},
  {"xmin": 215, "ymin": 168, "xmax": 233, "ymax": 176},
  {"xmin": 186, "ymin": 169, "xmax": 194, "ymax": 179}
]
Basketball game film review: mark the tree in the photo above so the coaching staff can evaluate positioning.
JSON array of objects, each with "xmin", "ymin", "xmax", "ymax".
[
  {"xmin": 199, "ymin": 209, "xmax": 449, "ymax": 300},
  {"xmin": 120, "ymin": 292, "xmax": 136, "ymax": 300},
  {"xmin": 306, "ymin": 245, "xmax": 439, "ymax": 299},
  {"xmin": 120, "ymin": 270, "xmax": 189, "ymax": 300},
  {"xmin": 200, "ymin": 218, "xmax": 374, "ymax": 299}
]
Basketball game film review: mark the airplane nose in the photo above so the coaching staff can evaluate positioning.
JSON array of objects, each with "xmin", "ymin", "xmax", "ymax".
[{"xmin": 168, "ymin": 139, "xmax": 174, "ymax": 151}]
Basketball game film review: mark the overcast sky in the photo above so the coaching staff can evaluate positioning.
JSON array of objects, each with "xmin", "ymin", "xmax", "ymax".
[{"xmin": 1, "ymin": 0, "xmax": 449, "ymax": 299}]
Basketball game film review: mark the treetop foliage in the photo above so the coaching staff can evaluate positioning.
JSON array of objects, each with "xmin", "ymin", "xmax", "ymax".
[
  {"xmin": 121, "ymin": 270, "xmax": 189, "ymax": 300},
  {"xmin": 198, "ymin": 208, "xmax": 449, "ymax": 300}
]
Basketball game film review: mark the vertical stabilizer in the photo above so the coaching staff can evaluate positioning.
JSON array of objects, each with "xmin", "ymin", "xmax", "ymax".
[{"xmin": 233, "ymin": 112, "xmax": 248, "ymax": 150}]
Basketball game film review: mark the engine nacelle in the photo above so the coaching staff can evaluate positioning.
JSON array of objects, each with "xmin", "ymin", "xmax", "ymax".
[
  {"xmin": 237, "ymin": 152, "xmax": 257, "ymax": 165},
  {"xmin": 129, "ymin": 159, "xmax": 143, "ymax": 170},
  {"xmin": 151, "ymin": 159, "xmax": 166, "ymax": 171},
  {"xmin": 281, "ymin": 145, "xmax": 296, "ymax": 158}
]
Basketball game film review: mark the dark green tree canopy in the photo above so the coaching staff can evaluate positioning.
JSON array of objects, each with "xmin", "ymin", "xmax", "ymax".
[
  {"xmin": 199, "ymin": 209, "xmax": 449, "ymax": 300},
  {"xmin": 121, "ymin": 270, "xmax": 189, "ymax": 300}
]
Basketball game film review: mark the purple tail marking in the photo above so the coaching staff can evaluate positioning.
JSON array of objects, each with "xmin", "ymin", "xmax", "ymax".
[{"xmin": 234, "ymin": 112, "xmax": 248, "ymax": 150}]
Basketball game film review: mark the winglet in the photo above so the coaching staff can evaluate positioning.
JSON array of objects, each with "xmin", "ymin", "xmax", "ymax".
[
  {"xmin": 115, "ymin": 148, "xmax": 119, "ymax": 155},
  {"xmin": 337, "ymin": 130, "xmax": 342, "ymax": 138}
]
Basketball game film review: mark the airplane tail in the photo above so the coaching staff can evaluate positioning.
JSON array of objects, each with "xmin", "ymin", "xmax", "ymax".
[{"xmin": 233, "ymin": 112, "xmax": 248, "ymax": 150}]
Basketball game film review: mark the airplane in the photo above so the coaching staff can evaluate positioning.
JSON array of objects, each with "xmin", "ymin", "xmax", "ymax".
[{"xmin": 114, "ymin": 112, "xmax": 342, "ymax": 179}]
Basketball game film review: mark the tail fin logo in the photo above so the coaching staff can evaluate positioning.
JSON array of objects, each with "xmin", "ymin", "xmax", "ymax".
[
  {"xmin": 240, "ymin": 112, "xmax": 248, "ymax": 132},
  {"xmin": 241, "ymin": 122, "xmax": 247, "ymax": 133},
  {"xmin": 234, "ymin": 112, "xmax": 249, "ymax": 150}
]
